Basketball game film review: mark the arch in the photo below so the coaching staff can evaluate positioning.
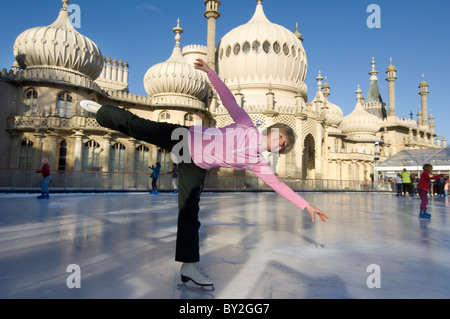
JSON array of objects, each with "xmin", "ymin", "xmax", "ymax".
[
  {"xmin": 18, "ymin": 139, "xmax": 34, "ymax": 168},
  {"xmin": 111, "ymin": 142, "xmax": 126, "ymax": 172},
  {"xmin": 302, "ymin": 134, "xmax": 315, "ymax": 179}
]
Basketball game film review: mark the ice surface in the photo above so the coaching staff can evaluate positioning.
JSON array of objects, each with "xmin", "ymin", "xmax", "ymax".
[{"xmin": 0, "ymin": 191, "xmax": 449, "ymax": 299}]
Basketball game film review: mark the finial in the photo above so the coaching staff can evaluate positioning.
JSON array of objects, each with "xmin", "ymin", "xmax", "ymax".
[
  {"xmin": 356, "ymin": 85, "xmax": 364, "ymax": 103},
  {"xmin": 294, "ymin": 22, "xmax": 304, "ymax": 42},
  {"xmin": 370, "ymin": 57, "xmax": 378, "ymax": 80},
  {"xmin": 173, "ymin": 19, "xmax": 184, "ymax": 47},
  {"xmin": 316, "ymin": 71, "xmax": 323, "ymax": 89},
  {"xmin": 62, "ymin": 0, "xmax": 70, "ymax": 10}
]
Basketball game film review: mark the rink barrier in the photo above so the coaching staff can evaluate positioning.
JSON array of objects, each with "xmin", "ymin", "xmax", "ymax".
[{"xmin": 0, "ymin": 168, "xmax": 394, "ymax": 193}]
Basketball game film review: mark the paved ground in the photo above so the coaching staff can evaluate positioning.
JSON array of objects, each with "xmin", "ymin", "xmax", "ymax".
[{"xmin": 0, "ymin": 191, "xmax": 449, "ymax": 299}]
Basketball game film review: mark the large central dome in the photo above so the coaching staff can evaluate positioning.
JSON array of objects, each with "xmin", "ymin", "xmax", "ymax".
[{"xmin": 216, "ymin": 0, "xmax": 307, "ymax": 99}]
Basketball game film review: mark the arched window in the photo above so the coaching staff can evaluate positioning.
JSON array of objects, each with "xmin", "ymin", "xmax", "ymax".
[
  {"xmin": 24, "ymin": 89, "xmax": 38, "ymax": 116},
  {"xmin": 58, "ymin": 140, "xmax": 67, "ymax": 171},
  {"xmin": 135, "ymin": 145, "xmax": 149, "ymax": 173},
  {"xmin": 57, "ymin": 92, "xmax": 73, "ymax": 118},
  {"xmin": 159, "ymin": 111, "xmax": 171, "ymax": 123},
  {"xmin": 18, "ymin": 139, "xmax": 33, "ymax": 168},
  {"xmin": 83, "ymin": 140, "xmax": 101, "ymax": 171},
  {"xmin": 111, "ymin": 142, "xmax": 126, "ymax": 172},
  {"xmin": 184, "ymin": 113, "xmax": 194, "ymax": 126}
]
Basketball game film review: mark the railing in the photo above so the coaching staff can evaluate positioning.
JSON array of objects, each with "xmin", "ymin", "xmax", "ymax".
[{"xmin": 0, "ymin": 168, "xmax": 394, "ymax": 193}]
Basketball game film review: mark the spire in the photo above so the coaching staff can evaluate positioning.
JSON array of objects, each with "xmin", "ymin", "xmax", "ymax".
[
  {"xmin": 366, "ymin": 58, "xmax": 383, "ymax": 104},
  {"xmin": 365, "ymin": 57, "xmax": 387, "ymax": 119}
]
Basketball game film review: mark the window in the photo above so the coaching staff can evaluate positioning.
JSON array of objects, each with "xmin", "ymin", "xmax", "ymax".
[
  {"xmin": 263, "ymin": 41, "xmax": 271, "ymax": 53},
  {"xmin": 83, "ymin": 140, "xmax": 101, "ymax": 171},
  {"xmin": 283, "ymin": 43, "xmax": 290, "ymax": 56},
  {"xmin": 292, "ymin": 45, "xmax": 296, "ymax": 57},
  {"xmin": 24, "ymin": 89, "xmax": 38, "ymax": 116},
  {"xmin": 58, "ymin": 140, "xmax": 67, "ymax": 171},
  {"xmin": 135, "ymin": 145, "xmax": 149, "ymax": 173},
  {"xmin": 233, "ymin": 43, "xmax": 240, "ymax": 55},
  {"xmin": 184, "ymin": 113, "xmax": 194, "ymax": 126},
  {"xmin": 18, "ymin": 139, "xmax": 33, "ymax": 169},
  {"xmin": 225, "ymin": 45, "xmax": 231, "ymax": 57},
  {"xmin": 57, "ymin": 92, "xmax": 73, "ymax": 118},
  {"xmin": 159, "ymin": 112, "xmax": 171, "ymax": 122},
  {"xmin": 242, "ymin": 41, "xmax": 250, "ymax": 54},
  {"xmin": 111, "ymin": 143, "xmax": 126, "ymax": 172},
  {"xmin": 252, "ymin": 40, "xmax": 261, "ymax": 54},
  {"xmin": 273, "ymin": 41, "xmax": 281, "ymax": 54}
]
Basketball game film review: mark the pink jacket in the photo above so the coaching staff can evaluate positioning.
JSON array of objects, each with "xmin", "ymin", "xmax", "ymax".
[{"xmin": 188, "ymin": 70, "xmax": 310, "ymax": 210}]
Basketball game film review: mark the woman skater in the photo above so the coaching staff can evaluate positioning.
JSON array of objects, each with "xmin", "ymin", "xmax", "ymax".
[{"xmin": 80, "ymin": 59, "xmax": 328, "ymax": 287}]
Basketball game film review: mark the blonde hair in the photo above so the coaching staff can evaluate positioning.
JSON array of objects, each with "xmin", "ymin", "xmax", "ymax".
[{"xmin": 263, "ymin": 123, "xmax": 296, "ymax": 155}]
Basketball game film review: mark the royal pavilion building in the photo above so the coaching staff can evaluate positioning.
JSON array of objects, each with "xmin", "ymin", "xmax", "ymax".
[{"xmin": 0, "ymin": 0, "xmax": 446, "ymax": 191}]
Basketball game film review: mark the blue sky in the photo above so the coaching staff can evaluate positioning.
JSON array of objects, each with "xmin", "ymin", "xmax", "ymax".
[{"xmin": 1, "ymin": 0, "xmax": 449, "ymax": 143}]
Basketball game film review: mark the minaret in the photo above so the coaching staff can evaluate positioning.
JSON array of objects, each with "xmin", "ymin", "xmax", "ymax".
[
  {"xmin": 385, "ymin": 58, "xmax": 397, "ymax": 118},
  {"xmin": 419, "ymin": 75, "xmax": 429, "ymax": 127},
  {"xmin": 204, "ymin": 0, "xmax": 221, "ymax": 71}
]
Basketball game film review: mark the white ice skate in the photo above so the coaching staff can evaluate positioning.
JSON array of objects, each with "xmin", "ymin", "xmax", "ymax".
[
  {"xmin": 80, "ymin": 100, "xmax": 102, "ymax": 114},
  {"xmin": 180, "ymin": 263, "xmax": 214, "ymax": 287}
]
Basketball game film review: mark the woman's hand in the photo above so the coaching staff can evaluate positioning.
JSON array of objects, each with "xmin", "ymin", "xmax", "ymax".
[
  {"xmin": 306, "ymin": 205, "xmax": 328, "ymax": 222},
  {"xmin": 194, "ymin": 59, "xmax": 212, "ymax": 73}
]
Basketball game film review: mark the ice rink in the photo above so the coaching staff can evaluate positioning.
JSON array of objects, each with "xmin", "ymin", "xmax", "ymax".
[{"xmin": 0, "ymin": 191, "xmax": 449, "ymax": 299}]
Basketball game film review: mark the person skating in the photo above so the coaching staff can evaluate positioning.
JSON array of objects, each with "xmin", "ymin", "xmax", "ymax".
[
  {"xmin": 167, "ymin": 163, "xmax": 179, "ymax": 194},
  {"xmin": 149, "ymin": 162, "xmax": 161, "ymax": 195},
  {"xmin": 36, "ymin": 158, "xmax": 51, "ymax": 199},
  {"xmin": 417, "ymin": 164, "xmax": 443, "ymax": 219},
  {"xmin": 80, "ymin": 59, "xmax": 328, "ymax": 287}
]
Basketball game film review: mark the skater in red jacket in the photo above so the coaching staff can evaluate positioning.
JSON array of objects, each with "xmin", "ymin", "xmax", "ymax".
[
  {"xmin": 36, "ymin": 158, "xmax": 51, "ymax": 199},
  {"xmin": 417, "ymin": 164, "xmax": 443, "ymax": 219}
]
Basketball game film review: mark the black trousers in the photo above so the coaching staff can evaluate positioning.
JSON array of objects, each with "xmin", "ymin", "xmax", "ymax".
[{"xmin": 96, "ymin": 105, "xmax": 206, "ymax": 262}]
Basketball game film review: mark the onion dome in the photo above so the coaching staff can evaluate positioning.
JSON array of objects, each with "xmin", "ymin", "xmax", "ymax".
[
  {"xmin": 143, "ymin": 19, "xmax": 208, "ymax": 101},
  {"xmin": 216, "ymin": 0, "xmax": 307, "ymax": 98},
  {"xmin": 13, "ymin": 0, "xmax": 104, "ymax": 80},
  {"xmin": 341, "ymin": 85, "xmax": 381, "ymax": 137}
]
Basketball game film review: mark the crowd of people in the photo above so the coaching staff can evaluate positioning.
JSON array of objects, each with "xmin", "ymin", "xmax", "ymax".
[{"xmin": 381, "ymin": 169, "xmax": 448, "ymax": 198}]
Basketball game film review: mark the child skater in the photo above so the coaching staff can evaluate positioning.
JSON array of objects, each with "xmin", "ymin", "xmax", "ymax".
[
  {"xmin": 417, "ymin": 164, "xmax": 443, "ymax": 219},
  {"xmin": 36, "ymin": 157, "xmax": 51, "ymax": 199},
  {"xmin": 80, "ymin": 59, "xmax": 328, "ymax": 287}
]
